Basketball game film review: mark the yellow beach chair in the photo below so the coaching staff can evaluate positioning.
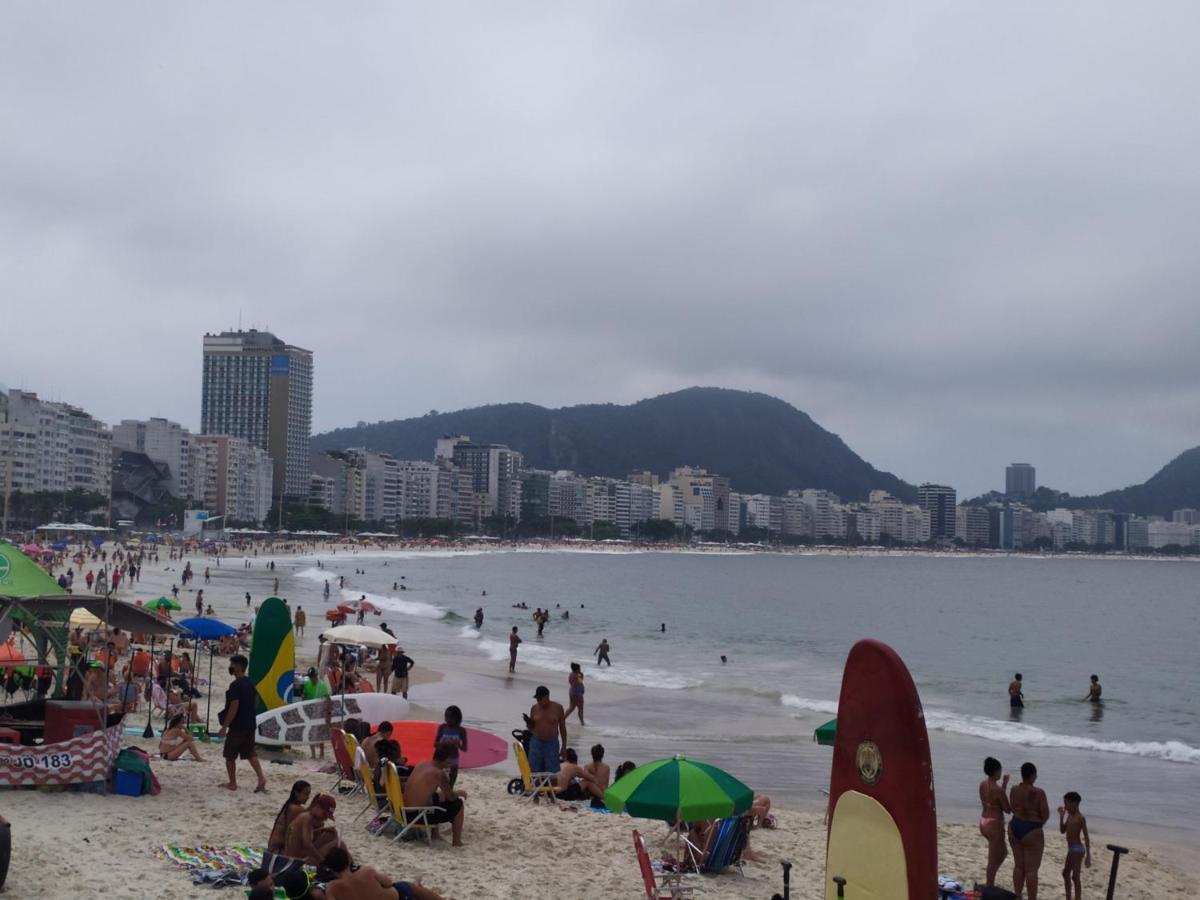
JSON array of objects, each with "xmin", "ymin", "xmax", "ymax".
[
  {"xmin": 352, "ymin": 744, "xmax": 381, "ymax": 823},
  {"xmin": 513, "ymin": 741, "xmax": 557, "ymax": 802},
  {"xmin": 382, "ymin": 761, "xmax": 442, "ymax": 845}
]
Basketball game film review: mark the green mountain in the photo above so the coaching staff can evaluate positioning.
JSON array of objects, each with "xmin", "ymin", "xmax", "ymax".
[
  {"xmin": 1067, "ymin": 447, "xmax": 1200, "ymax": 516},
  {"xmin": 312, "ymin": 387, "xmax": 914, "ymax": 501}
]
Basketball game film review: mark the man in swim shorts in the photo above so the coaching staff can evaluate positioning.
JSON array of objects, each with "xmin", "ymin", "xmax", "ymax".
[
  {"xmin": 403, "ymin": 745, "xmax": 467, "ymax": 846},
  {"xmin": 321, "ymin": 846, "xmax": 445, "ymax": 900},
  {"xmin": 1008, "ymin": 673, "xmax": 1024, "ymax": 709},
  {"xmin": 528, "ymin": 685, "xmax": 567, "ymax": 774}
]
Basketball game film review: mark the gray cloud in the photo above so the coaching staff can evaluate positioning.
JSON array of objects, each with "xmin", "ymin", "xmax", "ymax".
[{"xmin": 3, "ymin": 2, "xmax": 1199, "ymax": 498}]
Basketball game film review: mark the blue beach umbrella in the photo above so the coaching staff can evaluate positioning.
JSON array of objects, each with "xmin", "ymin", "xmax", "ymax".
[{"xmin": 177, "ymin": 617, "xmax": 236, "ymax": 731}]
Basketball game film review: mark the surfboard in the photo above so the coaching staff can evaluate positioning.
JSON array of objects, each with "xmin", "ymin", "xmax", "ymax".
[
  {"xmin": 825, "ymin": 639, "xmax": 936, "ymax": 899},
  {"xmin": 255, "ymin": 692, "xmax": 410, "ymax": 746},
  {"xmin": 385, "ymin": 721, "xmax": 509, "ymax": 769},
  {"xmin": 249, "ymin": 597, "xmax": 295, "ymax": 716}
]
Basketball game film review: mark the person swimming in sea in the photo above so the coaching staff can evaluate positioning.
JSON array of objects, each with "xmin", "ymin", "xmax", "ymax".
[
  {"xmin": 1085, "ymin": 674, "xmax": 1101, "ymax": 702},
  {"xmin": 1008, "ymin": 761, "xmax": 1049, "ymax": 899},
  {"xmin": 1009, "ymin": 673, "xmax": 1024, "ymax": 708}
]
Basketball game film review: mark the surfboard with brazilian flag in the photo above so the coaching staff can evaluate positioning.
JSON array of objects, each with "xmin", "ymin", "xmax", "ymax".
[{"xmin": 249, "ymin": 596, "xmax": 295, "ymax": 715}]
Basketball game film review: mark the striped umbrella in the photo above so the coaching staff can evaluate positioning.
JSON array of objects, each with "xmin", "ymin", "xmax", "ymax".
[{"xmin": 603, "ymin": 755, "xmax": 753, "ymax": 822}]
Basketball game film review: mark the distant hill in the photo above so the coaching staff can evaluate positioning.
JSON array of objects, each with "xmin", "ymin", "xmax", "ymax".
[{"xmin": 312, "ymin": 387, "xmax": 915, "ymax": 501}]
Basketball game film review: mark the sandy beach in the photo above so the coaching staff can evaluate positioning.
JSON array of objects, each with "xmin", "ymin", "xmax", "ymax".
[{"xmin": 1, "ymin": 542, "xmax": 1194, "ymax": 898}]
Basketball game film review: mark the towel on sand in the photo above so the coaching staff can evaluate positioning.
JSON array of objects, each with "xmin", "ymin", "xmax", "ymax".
[{"xmin": 156, "ymin": 845, "xmax": 262, "ymax": 871}]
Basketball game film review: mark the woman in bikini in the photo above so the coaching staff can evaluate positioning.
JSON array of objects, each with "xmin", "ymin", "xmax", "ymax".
[
  {"xmin": 158, "ymin": 714, "xmax": 205, "ymax": 761},
  {"xmin": 979, "ymin": 756, "xmax": 1011, "ymax": 886},
  {"xmin": 564, "ymin": 663, "xmax": 585, "ymax": 726},
  {"xmin": 1008, "ymin": 761, "xmax": 1050, "ymax": 900},
  {"xmin": 268, "ymin": 780, "xmax": 312, "ymax": 854}
]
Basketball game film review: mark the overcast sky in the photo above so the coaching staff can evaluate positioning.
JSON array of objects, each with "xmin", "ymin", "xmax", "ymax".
[{"xmin": 3, "ymin": 3, "xmax": 1199, "ymax": 498}]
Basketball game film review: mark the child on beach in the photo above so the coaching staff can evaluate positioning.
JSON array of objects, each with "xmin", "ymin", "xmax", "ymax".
[
  {"xmin": 434, "ymin": 705, "xmax": 468, "ymax": 788},
  {"xmin": 1058, "ymin": 791, "xmax": 1091, "ymax": 899}
]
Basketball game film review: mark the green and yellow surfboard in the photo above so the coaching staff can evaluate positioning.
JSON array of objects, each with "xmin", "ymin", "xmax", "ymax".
[{"xmin": 249, "ymin": 596, "xmax": 295, "ymax": 715}]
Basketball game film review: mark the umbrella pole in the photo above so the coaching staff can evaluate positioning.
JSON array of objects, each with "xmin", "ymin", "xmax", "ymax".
[
  {"xmin": 142, "ymin": 635, "xmax": 156, "ymax": 738},
  {"xmin": 205, "ymin": 647, "xmax": 214, "ymax": 733}
]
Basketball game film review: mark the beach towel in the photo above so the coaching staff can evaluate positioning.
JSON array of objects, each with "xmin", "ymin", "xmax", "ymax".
[{"xmin": 156, "ymin": 845, "xmax": 263, "ymax": 872}]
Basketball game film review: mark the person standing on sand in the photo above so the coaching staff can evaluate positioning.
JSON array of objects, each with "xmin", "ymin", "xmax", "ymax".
[
  {"xmin": 218, "ymin": 654, "xmax": 267, "ymax": 793},
  {"xmin": 978, "ymin": 756, "xmax": 1011, "ymax": 886},
  {"xmin": 529, "ymin": 685, "xmax": 568, "ymax": 773},
  {"xmin": 294, "ymin": 606, "xmax": 306, "ymax": 639},
  {"xmin": 1057, "ymin": 791, "xmax": 1091, "ymax": 900},
  {"xmin": 564, "ymin": 663, "xmax": 585, "ymax": 725},
  {"xmin": 594, "ymin": 638, "xmax": 611, "ymax": 666},
  {"xmin": 508, "ymin": 626, "xmax": 522, "ymax": 673},
  {"xmin": 389, "ymin": 646, "xmax": 413, "ymax": 699},
  {"xmin": 1009, "ymin": 673, "xmax": 1024, "ymax": 709},
  {"xmin": 1008, "ymin": 761, "xmax": 1049, "ymax": 900}
]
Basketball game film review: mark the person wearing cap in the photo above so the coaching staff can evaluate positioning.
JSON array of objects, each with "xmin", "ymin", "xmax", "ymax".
[
  {"xmin": 284, "ymin": 794, "xmax": 349, "ymax": 866},
  {"xmin": 528, "ymin": 685, "xmax": 567, "ymax": 774},
  {"xmin": 390, "ymin": 646, "xmax": 414, "ymax": 700}
]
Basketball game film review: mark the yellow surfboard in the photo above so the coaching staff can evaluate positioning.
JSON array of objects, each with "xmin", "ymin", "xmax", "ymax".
[{"xmin": 826, "ymin": 790, "xmax": 908, "ymax": 899}]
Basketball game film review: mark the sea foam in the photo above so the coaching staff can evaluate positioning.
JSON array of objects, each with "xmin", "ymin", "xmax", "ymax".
[{"xmin": 780, "ymin": 695, "xmax": 1200, "ymax": 764}]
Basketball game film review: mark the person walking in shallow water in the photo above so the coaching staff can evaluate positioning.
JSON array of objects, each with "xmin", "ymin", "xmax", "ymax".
[
  {"xmin": 1009, "ymin": 673, "xmax": 1024, "ymax": 709},
  {"xmin": 508, "ymin": 627, "xmax": 522, "ymax": 673},
  {"xmin": 564, "ymin": 662, "xmax": 585, "ymax": 725},
  {"xmin": 594, "ymin": 638, "xmax": 611, "ymax": 666}
]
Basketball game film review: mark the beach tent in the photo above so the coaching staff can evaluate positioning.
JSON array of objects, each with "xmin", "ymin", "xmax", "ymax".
[{"xmin": 68, "ymin": 607, "xmax": 104, "ymax": 629}]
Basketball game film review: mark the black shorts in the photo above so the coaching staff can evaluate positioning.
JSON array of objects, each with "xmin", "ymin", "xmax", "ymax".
[
  {"xmin": 425, "ymin": 797, "xmax": 463, "ymax": 824},
  {"xmin": 558, "ymin": 782, "xmax": 588, "ymax": 802},
  {"xmin": 392, "ymin": 883, "xmax": 414, "ymax": 900},
  {"xmin": 222, "ymin": 729, "xmax": 257, "ymax": 760}
]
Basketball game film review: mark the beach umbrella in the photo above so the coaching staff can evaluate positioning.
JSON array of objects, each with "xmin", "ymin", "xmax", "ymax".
[
  {"xmin": 814, "ymin": 718, "xmax": 837, "ymax": 747},
  {"xmin": 69, "ymin": 607, "xmax": 103, "ymax": 628},
  {"xmin": 604, "ymin": 755, "xmax": 753, "ymax": 822},
  {"xmin": 604, "ymin": 755, "xmax": 753, "ymax": 881},
  {"xmin": 178, "ymin": 617, "xmax": 235, "ymax": 732},
  {"xmin": 144, "ymin": 596, "xmax": 181, "ymax": 612},
  {"xmin": 320, "ymin": 624, "xmax": 394, "ymax": 647}
]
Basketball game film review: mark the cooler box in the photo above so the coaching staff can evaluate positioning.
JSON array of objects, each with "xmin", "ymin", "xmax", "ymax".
[
  {"xmin": 44, "ymin": 701, "xmax": 105, "ymax": 744},
  {"xmin": 114, "ymin": 769, "xmax": 143, "ymax": 797}
]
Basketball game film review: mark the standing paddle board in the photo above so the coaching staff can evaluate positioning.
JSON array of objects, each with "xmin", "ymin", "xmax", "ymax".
[
  {"xmin": 249, "ymin": 597, "xmax": 295, "ymax": 715},
  {"xmin": 386, "ymin": 721, "xmax": 509, "ymax": 769},
  {"xmin": 825, "ymin": 639, "xmax": 936, "ymax": 899},
  {"xmin": 256, "ymin": 692, "xmax": 410, "ymax": 746}
]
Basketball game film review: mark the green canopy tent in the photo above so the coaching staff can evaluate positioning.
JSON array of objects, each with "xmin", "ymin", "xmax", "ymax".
[
  {"xmin": 814, "ymin": 718, "xmax": 837, "ymax": 747},
  {"xmin": 0, "ymin": 543, "xmax": 69, "ymax": 695}
]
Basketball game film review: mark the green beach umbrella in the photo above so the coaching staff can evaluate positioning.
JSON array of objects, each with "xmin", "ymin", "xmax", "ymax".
[
  {"xmin": 603, "ymin": 755, "xmax": 753, "ymax": 822},
  {"xmin": 143, "ymin": 596, "xmax": 181, "ymax": 612},
  {"xmin": 814, "ymin": 718, "xmax": 837, "ymax": 747}
]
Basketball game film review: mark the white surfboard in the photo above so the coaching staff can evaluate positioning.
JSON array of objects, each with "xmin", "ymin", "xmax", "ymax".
[{"xmin": 255, "ymin": 692, "xmax": 410, "ymax": 746}]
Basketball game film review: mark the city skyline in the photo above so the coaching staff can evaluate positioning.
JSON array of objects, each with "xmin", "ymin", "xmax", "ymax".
[{"xmin": 4, "ymin": 5, "xmax": 1200, "ymax": 499}]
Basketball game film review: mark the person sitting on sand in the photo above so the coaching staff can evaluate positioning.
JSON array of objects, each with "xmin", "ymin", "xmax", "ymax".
[
  {"xmin": 248, "ymin": 865, "xmax": 321, "ymax": 900},
  {"xmin": 158, "ymin": 714, "xmax": 205, "ymax": 761},
  {"xmin": 584, "ymin": 744, "xmax": 611, "ymax": 803},
  {"xmin": 320, "ymin": 846, "xmax": 445, "ymax": 900},
  {"xmin": 554, "ymin": 747, "xmax": 603, "ymax": 802},
  {"xmin": 979, "ymin": 756, "xmax": 1011, "ymax": 886},
  {"xmin": 403, "ymin": 744, "xmax": 467, "ymax": 847},
  {"xmin": 614, "ymin": 760, "xmax": 636, "ymax": 781},
  {"xmin": 284, "ymin": 794, "xmax": 349, "ymax": 866},
  {"xmin": 268, "ymin": 780, "xmax": 312, "ymax": 853}
]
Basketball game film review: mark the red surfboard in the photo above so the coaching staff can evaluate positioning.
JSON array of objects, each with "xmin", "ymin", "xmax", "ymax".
[
  {"xmin": 825, "ymin": 639, "xmax": 937, "ymax": 899},
  {"xmin": 385, "ymin": 721, "xmax": 509, "ymax": 769}
]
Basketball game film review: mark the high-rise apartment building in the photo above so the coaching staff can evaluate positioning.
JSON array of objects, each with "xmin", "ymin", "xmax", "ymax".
[
  {"xmin": 201, "ymin": 329, "xmax": 313, "ymax": 501},
  {"xmin": 1005, "ymin": 463, "xmax": 1036, "ymax": 498},
  {"xmin": 190, "ymin": 434, "xmax": 274, "ymax": 524},
  {"xmin": 0, "ymin": 389, "xmax": 112, "ymax": 500},
  {"xmin": 917, "ymin": 483, "xmax": 957, "ymax": 540},
  {"xmin": 112, "ymin": 418, "xmax": 192, "ymax": 498}
]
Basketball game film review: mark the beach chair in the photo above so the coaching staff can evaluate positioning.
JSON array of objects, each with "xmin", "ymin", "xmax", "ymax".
[
  {"xmin": 330, "ymin": 727, "xmax": 358, "ymax": 795},
  {"xmin": 352, "ymin": 745, "xmax": 381, "ymax": 822},
  {"xmin": 382, "ymin": 760, "xmax": 441, "ymax": 845},
  {"xmin": 633, "ymin": 829, "xmax": 694, "ymax": 899},
  {"xmin": 700, "ymin": 816, "xmax": 750, "ymax": 876},
  {"xmin": 512, "ymin": 740, "xmax": 557, "ymax": 802}
]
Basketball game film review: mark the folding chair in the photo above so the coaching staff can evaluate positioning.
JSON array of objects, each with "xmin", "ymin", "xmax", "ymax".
[
  {"xmin": 633, "ymin": 829, "xmax": 694, "ymax": 899},
  {"xmin": 352, "ymin": 745, "xmax": 381, "ymax": 822},
  {"xmin": 330, "ymin": 727, "xmax": 359, "ymax": 795},
  {"xmin": 381, "ymin": 760, "xmax": 442, "ymax": 845},
  {"xmin": 512, "ymin": 741, "xmax": 557, "ymax": 802}
]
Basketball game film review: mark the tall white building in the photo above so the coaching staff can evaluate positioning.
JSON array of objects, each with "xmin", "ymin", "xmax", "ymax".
[
  {"xmin": 397, "ymin": 460, "xmax": 439, "ymax": 520},
  {"xmin": 0, "ymin": 389, "xmax": 112, "ymax": 499},
  {"xmin": 190, "ymin": 434, "xmax": 273, "ymax": 524},
  {"xmin": 111, "ymin": 417, "xmax": 192, "ymax": 498}
]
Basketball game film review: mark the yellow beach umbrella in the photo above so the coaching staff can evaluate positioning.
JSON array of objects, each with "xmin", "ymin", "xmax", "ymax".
[{"xmin": 69, "ymin": 607, "xmax": 103, "ymax": 628}]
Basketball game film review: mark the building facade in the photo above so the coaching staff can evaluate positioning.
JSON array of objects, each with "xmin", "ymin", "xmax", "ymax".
[
  {"xmin": 917, "ymin": 483, "xmax": 957, "ymax": 540},
  {"xmin": 0, "ymin": 389, "xmax": 112, "ymax": 499},
  {"xmin": 190, "ymin": 434, "xmax": 274, "ymax": 524},
  {"xmin": 111, "ymin": 418, "xmax": 192, "ymax": 498},
  {"xmin": 201, "ymin": 329, "xmax": 313, "ymax": 500},
  {"xmin": 1005, "ymin": 463, "xmax": 1036, "ymax": 498}
]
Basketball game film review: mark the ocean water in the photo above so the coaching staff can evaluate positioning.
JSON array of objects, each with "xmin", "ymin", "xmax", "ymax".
[{"xmin": 289, "ymin": 550, "xmax": 1199, "ymax": 844}]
